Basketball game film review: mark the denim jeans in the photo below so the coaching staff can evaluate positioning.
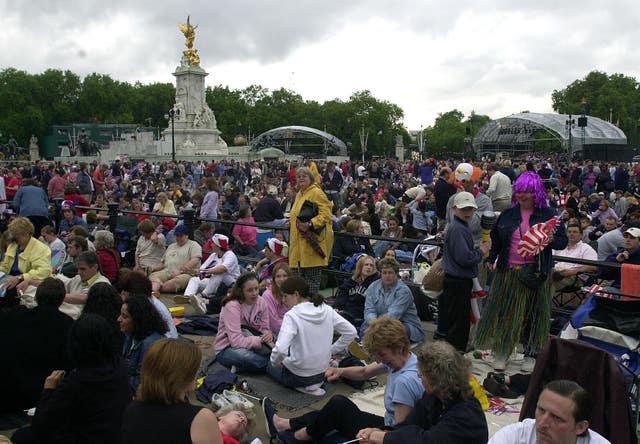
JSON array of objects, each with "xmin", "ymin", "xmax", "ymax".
[
  {"xmin": 216, "ymin": 347, "xmax": 269, "ymax": 372},
  {"xmin": 266, "ymin": 363, "xmax": 325, "ymax": 388}
]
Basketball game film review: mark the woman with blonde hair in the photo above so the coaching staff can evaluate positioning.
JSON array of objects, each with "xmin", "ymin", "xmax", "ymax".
[
  {"xmin": 261, "ymin": 262, "xmax": 292, "ymax": 334},
  {"xmin": 287, "ymin": 167, "xmax": 333, "ymax": 294},
  {"xmin": 153, "ymin": 192, "xmax": 177, "ymax": 215},
  {"xmin": 334, "ymin": 255, "xmax": 379, "ymax": 327},
  {"xmin": 0, "ymin": 217, "xmax": 51, "ymax": 309},
  {"xmin": 122, "ymin": 338, "xmax": 223, "ymax": 444},
  {"xmin": 356, "ymin": 341, "xmax": 488, "ymax": 444},
  {"xmin": 265, "ymin": 318, "xmax": 422, "ymax": 440}
]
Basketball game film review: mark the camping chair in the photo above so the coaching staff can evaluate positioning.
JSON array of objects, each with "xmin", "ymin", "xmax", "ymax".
[
  {"xmin": 50, "ymin": 249, "xmax": 66, "ymax": 275},
  {"xmin": 521, "ymin": 336, "xmax": 637, "ymax": 444},
  {"xmin": 551, "ymin": 271, "xmax": 599, "ymax": 316}
]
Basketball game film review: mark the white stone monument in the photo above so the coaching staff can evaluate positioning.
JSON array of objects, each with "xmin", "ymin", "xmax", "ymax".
[
  {"xmin": 29, "ymin": 134, "xmax": 40, "ymax": 161},
  {"xmin": 395, "ymin": 135, "xmax": 405, "ymax": 161},
  {"xmin": 163, "ymin": 16, "xmax": 228, "ymax": 157}
]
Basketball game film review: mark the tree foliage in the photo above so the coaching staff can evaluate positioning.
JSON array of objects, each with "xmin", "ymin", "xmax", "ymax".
[
  {"xmin": 422, "ymin": 110, "xmax": 490, "ymax": 158},
  {"xmin": 552, "ymin": 70, "xmax": 640, "ymax": 145},
  {"xmin": 0, "ymin": 67, "xmax": 409, "ymax": 157}
]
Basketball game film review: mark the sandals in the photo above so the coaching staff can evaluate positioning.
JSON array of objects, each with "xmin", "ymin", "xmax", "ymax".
[{"xmin": 483, "ymin": 373, "xmax": 519, "ymax": 399}]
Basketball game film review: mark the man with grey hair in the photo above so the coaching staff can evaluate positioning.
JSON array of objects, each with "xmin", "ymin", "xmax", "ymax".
[{"xmin": 60, "ymin": 251, "xmax": 111, "ymax": 319}]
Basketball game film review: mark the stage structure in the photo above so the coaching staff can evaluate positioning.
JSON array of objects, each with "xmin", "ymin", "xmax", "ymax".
[{"xmin": 473, "ymin": 112, "xmax": 628, "ymax": 161}]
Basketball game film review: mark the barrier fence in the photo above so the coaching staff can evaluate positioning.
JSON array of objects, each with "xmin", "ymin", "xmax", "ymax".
[{"xmin": 5, "ymin": 198, "xmax": 638, "ymax": 299}]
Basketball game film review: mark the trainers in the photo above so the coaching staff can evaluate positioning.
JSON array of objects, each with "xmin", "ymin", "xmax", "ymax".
[
  {"xmin": 262, "ymin": 397, "xmax": 278, "ymax": 438},
  {"xmin": 521, "ymin": 356, "xmax": 536, "ymax": 372},
  {"xmin": 212, "ymin": 393, "xmax": 232, "ymax": 411},
  {"xmin": 348, "ymin": 341, "xmax": 369, "ymax": 361},
  {"xmin": 222, "ymin": 389, "xmax": 255, "ymax": 409},
  {"xmin": 294, "ymin": 383, "xmax": 326, "ymax": 396},
  {"xmin": 492, "ymin": 354, "xmax": 508, "ymax": 371},
  {"xmin": 173, "ymin": 295, "xmax": 191, "ymax": 304},
  {"xmin": 189, "ymin": 293, "xmax": 207, "ymax": 315}
]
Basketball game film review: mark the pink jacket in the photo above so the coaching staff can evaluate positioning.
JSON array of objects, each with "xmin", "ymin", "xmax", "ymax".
[
  {"xmin": 214, "ymin": 298, "xmax": 271, "ymax": 352},
  {"xmin": 261, "ymin": 288, "xmax": 289, "ymax": 334}
]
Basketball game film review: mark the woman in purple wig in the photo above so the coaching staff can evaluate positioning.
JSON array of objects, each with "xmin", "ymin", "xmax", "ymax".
[{"xmin": 474, "ymin": 172, "xmax": 567, "ymax": 371}]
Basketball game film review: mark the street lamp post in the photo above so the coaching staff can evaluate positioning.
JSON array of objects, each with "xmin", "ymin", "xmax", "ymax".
[
  {"xmin": 165, "ymin": 106, "xmax": 181, "ymax": 162},
  {"xmin": 565, "ymin": 115, "xmax": 576, "ymax": 159},
  {"xmin": 359, "ymin": 124, "xmax": 369, "ymax": 163}
]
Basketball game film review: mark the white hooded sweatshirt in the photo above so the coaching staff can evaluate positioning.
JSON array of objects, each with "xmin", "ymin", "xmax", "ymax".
[{"xmin": 270, "ymin": 301, "xmax": 356, "ymax": 377}]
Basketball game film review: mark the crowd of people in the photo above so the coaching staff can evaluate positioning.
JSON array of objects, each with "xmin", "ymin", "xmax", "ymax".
[{"xmin": 0, "ymin": 153, "xmax": 633, "ymax": 443}]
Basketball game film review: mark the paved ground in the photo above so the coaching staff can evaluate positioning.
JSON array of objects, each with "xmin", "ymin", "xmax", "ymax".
[{"xmin": 0, "ymin": 289, "xmax": 512, "ymax": 442}]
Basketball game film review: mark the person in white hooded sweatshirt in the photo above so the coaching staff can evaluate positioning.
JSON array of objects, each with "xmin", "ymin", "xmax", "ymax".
[{"xmin": 267, "ymin": 275, "xmax": 356, "ymax": 396}]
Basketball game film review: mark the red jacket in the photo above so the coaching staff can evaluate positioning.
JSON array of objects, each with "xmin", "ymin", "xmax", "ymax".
[{"xmin": 97, "ymin": 248, "xmax": 121, "ymax": 283}]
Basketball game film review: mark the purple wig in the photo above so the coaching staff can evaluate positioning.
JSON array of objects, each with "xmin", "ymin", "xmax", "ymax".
[{"xmin": 512, "ymin": 172, "xmax": 548, "ymax": 209}]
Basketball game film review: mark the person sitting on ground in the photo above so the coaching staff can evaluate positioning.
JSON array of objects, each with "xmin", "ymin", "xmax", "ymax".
[
  {"xmin": 122, "ymin": 338, "xmax": 223, "ymax": 444},
  {"xmin": 0, "ymin": 217, "xmax": 52, "ymax": 310},
  {"xmin": 261, "ymin": 262, "xmax": 293, "ymax": 334},
  {"xmin": 267, "ymin": 275, "xmax": 357, "ymax": 395},
  {"xmin": 334, "ymin": 255, "xmax": 379, "ymax": 327},
  {"xmin": 118, "ymin": 294, "xmax": 168, "ymax": 393},
  {"xmin": 332, "ymin": 219, "xmax": 375, "ymax": 266},
  {"xmin": 214, "ymin": 272, "xmax": 275, "ymax": 373},
  {"xmin": 58, "ymin": 251, "xmax": 111, "ymax": 319},
  {"xmin": 253, "ymin": 184, "xmax": 286, "ymax": 227},
  {"xmin": 119, "ymin": 270, "xmax": 179, "ymax": 338},
  {"xmin": 590, "ymin": 200, "xmax": 618, "ymax": 226},
  {"xmin": 69, "ymin": 225, "xmax": 95, "ymax": 251},
  {"xmin": 59, "ymin": 203, "xmax": 88, "ymax": 238},
  {"xmin": 134, "ymin": 219, "xmax": 166, "ymax": 275},
  {"xmin": 361, "ymin": 258, "xmax": 425, "ymax": 344},
  {"xmin": 356, "ymin": 341, "xmax": 488, "ymax": 444},
  {"xmin": 40, "ymin": 225, "xmax": 66, "ymax": 254},
  {"xmin": 264, "ymin": 318, "xmax": 424, "ymax": 442},
  {"xmin": 489, "ymin": 379, "xmax": 610, "ymax": 444},
  {"xmin": 232, "ymin": 205, "xmax": 259, "ymax": 256},
  {"xmin": 600, "ymin": 226, "xmax": 640, "ymax": 288},
  {"xmin": 83, "ymin": 281, "xmax": 125, "ymax": 349},
  {"xmin": 255, "ymin": 238, "xmax": 289, "ymax": 288},
  {"xmin": 11, "ymin": 314, "xmax": 132, "ymax": 444},
  {"xmin": 185, "ymin": 234, "xmax": 241, "ymax": 315},
  {"xmin": 94, "ymin": 230, "xmax": 121, "ymax": 283},
  {"xmin": 588, "ymin": 215, "xmax": 618, "ymax": 244},
  {"xmin": 152, "ymin": 191, "xmax": 177, "ymax": 215},
  {"xmin": 149, "ymin": 224, "xmax": 202, "ymax": 295},
  {"xmin": 193, "ymin": 222, "xmax": 215, "ymax": 261},
  {"xmin": 0, "ymin": 278, "xmax": 73, "ymax": 414}
]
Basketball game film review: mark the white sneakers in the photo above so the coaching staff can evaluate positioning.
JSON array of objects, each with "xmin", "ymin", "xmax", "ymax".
[
  {"xmin": 211, "ymin": 390, "xmax": 255, "ymax": 411},
  {"xmin": 189, "ymin": 293, "xmax": 207, "ymax": 315},
  {"xmin": 295, "ymin": 383, "xmax": 326, "ymax": 396}
]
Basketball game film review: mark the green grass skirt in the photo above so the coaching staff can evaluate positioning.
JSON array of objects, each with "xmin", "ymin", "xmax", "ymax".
[{"xmin": 474, "ymin": 268, "xmax": 553, "ymax": 356}]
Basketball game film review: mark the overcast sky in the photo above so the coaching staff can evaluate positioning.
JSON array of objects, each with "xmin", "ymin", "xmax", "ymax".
[{"xmin": 2, "ymin": 0, "xmax": 640, "ymax": 130}]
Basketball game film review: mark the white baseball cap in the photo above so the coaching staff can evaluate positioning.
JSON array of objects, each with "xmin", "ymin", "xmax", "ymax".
[{"xmin": 453, "ymin": 191, "xmax": 478, "ymax": 209}]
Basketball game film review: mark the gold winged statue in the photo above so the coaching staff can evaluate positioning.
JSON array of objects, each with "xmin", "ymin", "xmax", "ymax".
[{"xmin": 178, "ymin": 16, "xmax": 200, "ymax": 66}]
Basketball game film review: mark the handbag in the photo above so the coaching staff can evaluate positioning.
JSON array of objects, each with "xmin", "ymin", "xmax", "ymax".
[
  {"xmin": 517, "ymin": 255, "xmax": 547, "ymax": 290},
  {"xmin": 241, "ymin": 325, "xmax": 272, "ymax": 356},
  {"xmin": 297, "ymin": 200, "xmax": 324, "ymax": 233}
]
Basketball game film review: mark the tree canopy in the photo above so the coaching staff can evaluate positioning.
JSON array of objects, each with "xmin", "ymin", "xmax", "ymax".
[
  {"xmin": 422, "ymin": 110, "xmax": 490, "ymax": 158},
  {"xmin": 0, "ymin": 67, "xmax": 408, "ymax": 157},
  {"xmin": 552, "ymin": 70, "xmax": 640, "ymax": 146}
]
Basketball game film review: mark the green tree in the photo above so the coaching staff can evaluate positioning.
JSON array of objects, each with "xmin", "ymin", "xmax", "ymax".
[{"xmin": 552, "ymin": 70, "xmax": 640, "ymax": 145}]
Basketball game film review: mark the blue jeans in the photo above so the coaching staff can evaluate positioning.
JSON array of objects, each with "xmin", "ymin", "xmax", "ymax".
[
  {"xmin": 216, "ymin": 347, "xmax": 269, "ymax": 372},
  {"xmin": 266, "ymin": 363, "xmax": 325, "ymax": 388}
]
